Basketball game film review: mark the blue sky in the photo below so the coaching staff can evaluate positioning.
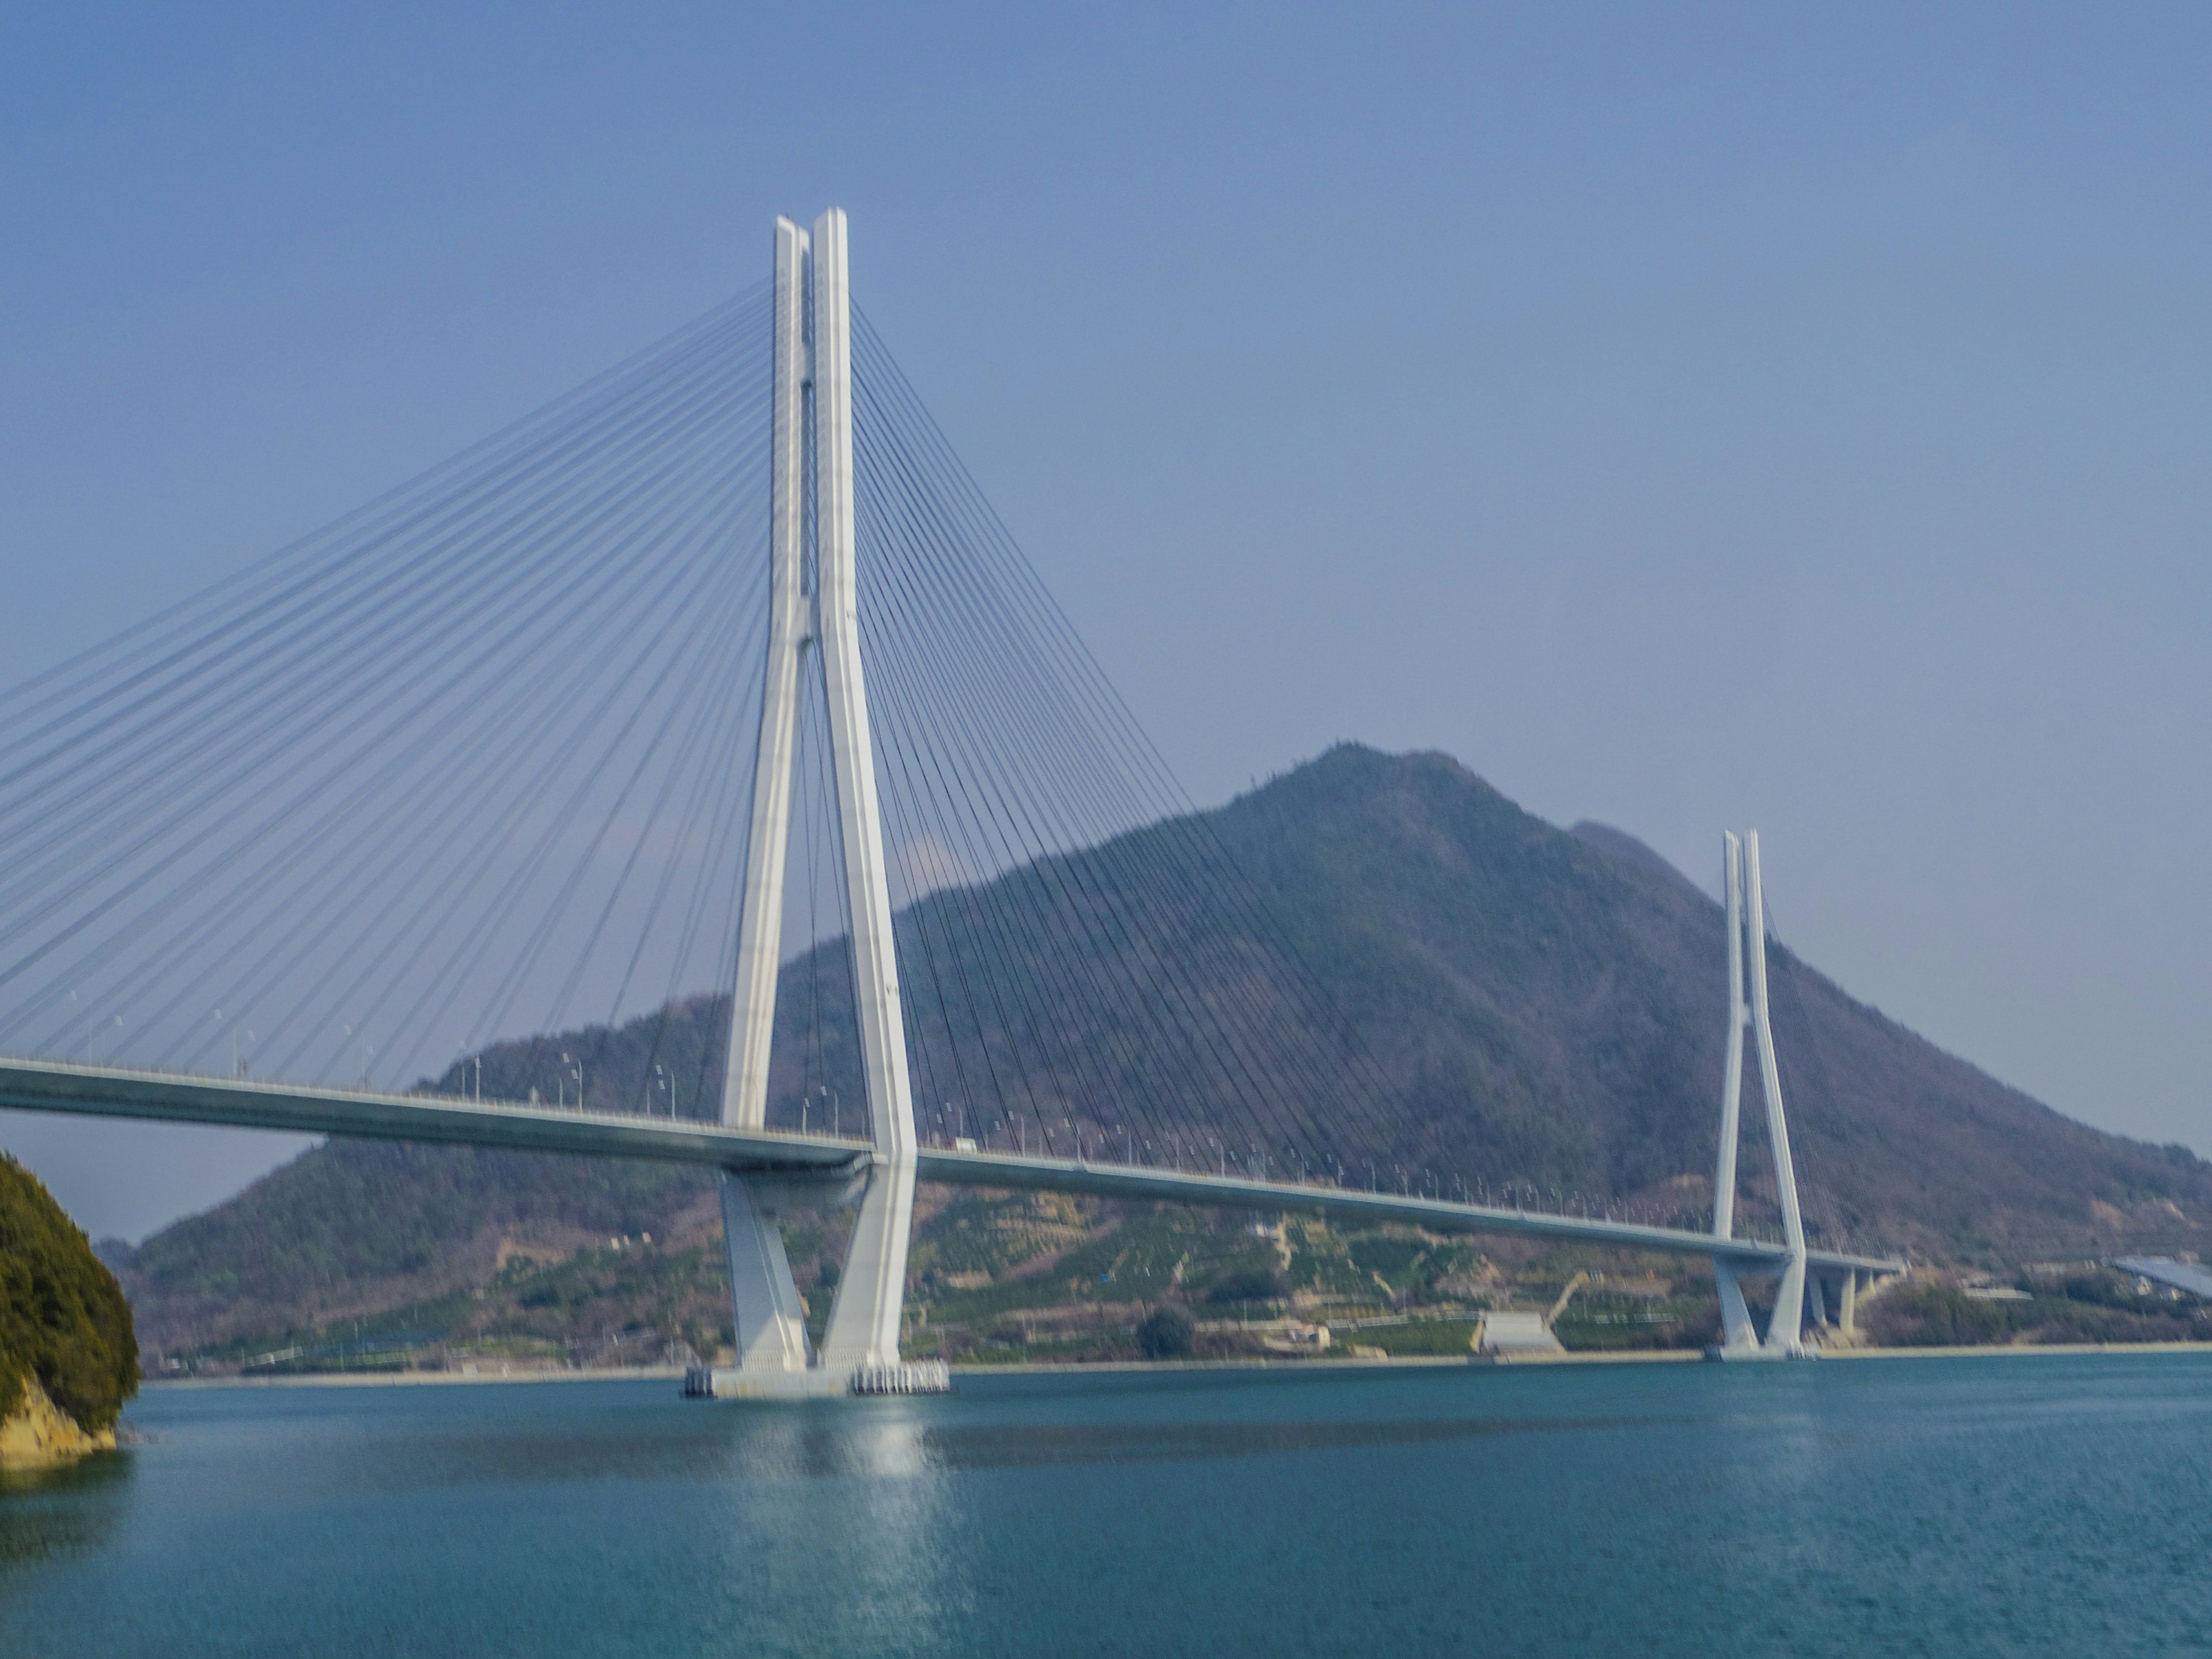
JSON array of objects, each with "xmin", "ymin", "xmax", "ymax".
[{"xmin": 5, "ymin": 5, "xmax": 2211, "ymax": 1237}]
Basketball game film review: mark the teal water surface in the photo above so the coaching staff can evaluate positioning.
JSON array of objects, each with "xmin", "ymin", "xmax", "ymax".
[{"xmin": 3, "ymin": 1354, "xmax": 2210, "ymax": 1657}]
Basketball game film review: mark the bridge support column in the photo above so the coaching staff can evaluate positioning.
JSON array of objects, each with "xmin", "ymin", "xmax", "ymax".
[
  {"xmin": 695, "ymin": 209, "xmax": 944, "ymax": 1400},
  {"xmin": 1707, "ymin": 831, "xmax": 1812, "ymax": 1360},
  {"xmin": 1744, "ymin": 833, "xmax": 1809, "ymax": 1354},
  {"xmin": 1713, "ymin": 1262, "xmax": 1756, "ymax": 1350},
  {"xmin": 1840, "ymin": 1269, "xmax": 1858, "ymax": 1334},
  {"xmin": 718, "ymin": 1173, "xmax": 810, "ymax": 1372},
  {"xmin": 807, "ymin": 209, "xmax": 933, "ymax": 1388},
  {"xmin": 705, "ymin": 216, "xmax": 821, "ymax": 1389}
]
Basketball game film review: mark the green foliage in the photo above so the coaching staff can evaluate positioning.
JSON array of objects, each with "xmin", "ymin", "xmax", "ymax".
[
  {"xmin": 124, "ymin": 1141, "xmax": 713, "ymax": 1310},
  {"xmin": 1347, "ymin": 1235, "xmax": 1426, "ymax": 1286},
  {"xmin": 915, "ymin": 1206, "xmax": 1285, "ymax": 1325},
  {"xmin": 1136, "ymin": 1304, "xmax": 1195, "ymax": 1358},
  {"xmin": 908, "ymin": 1191, "xmax": 1081, "ymax": 1283},
  {"xmin": 1553, "ymin": 1291, "xmax": 1714, "ymax": 1351},
  {"xmin": 0, "ymin": 1155, "xmax": 139, "ymax": 1431},
  {"xmin": 182, "ymin": 1236, "xmax": 736, "ymax": 1374},
  {"xmin": 1865, "ymin": 1285, "xmax": 2031, "ymax": 1346},
  {"xmin": 2055, "ymin": 1268, "xmax": 2199, "ymax": 1319},
  {"xmin": 1343, "ymin": 1317, "xmax": 1480, "ymax": 1356},
  {"xmin": 1203, "ymin": 1266, "xmax": 1286, "ymax": 1305},
  {"xmin": 1285, "ymin": 1222, "xmax": 1374, "ymax": 1300},
  {"xmin": 1854, "ymin": 1280, "xmax": 2210, "ymax": 1349}
]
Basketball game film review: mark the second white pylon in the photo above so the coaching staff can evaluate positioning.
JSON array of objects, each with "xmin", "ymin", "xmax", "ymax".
[
  {"xmin": 1709, "ymin": 830, "xmax": 1812, "ymax": 1358},
  {"xmin": 698, "ymin": 210, "xmax": 946, "ymax": 1399}
]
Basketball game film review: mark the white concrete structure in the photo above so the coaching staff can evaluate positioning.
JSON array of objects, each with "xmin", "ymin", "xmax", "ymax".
[
  {"xmin": 1709, "ymin": 831, "xmax": 1813, "ymax": 1358},
  {"xmin": 1475, "ymin": 1310, "xmax": 1567, "ymax": 1358},
  {"xmin": 707, "ymin": 210, "xmax": 942, "ymax": 1398}
]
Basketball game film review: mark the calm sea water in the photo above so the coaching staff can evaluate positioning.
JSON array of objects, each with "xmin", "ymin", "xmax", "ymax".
[{"xmin": 3, "ymin": 1354, "xmax": 2210, "ymax": 1657}]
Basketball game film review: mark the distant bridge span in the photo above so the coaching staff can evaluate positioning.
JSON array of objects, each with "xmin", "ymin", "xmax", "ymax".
[{"xmin": 0, "ymin": 1054, "xmax": 1902, "ymax": 1282}]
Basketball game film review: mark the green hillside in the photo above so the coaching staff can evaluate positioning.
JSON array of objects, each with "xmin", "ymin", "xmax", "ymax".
[
  {"xmin": 93, "ymin": 746, "xmax": 2212, "ymax": 1366},
  {"xmin": 1, "ymin": 1155, "xmax": 138, "ymax": 1431}
]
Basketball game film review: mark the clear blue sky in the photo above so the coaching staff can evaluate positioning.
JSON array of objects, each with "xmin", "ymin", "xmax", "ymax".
[{"xmin": 6, "ymin": 4, "xmax": 2210, "ymax": 1238}]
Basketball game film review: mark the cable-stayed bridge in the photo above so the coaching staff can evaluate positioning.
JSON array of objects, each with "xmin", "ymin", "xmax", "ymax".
[{"xmin": 0, "ymin": 210, "xmax": 1899, "ymax": 1395}]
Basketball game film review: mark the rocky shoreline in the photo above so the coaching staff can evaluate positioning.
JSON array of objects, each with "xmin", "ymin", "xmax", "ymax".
[{"xmin": 0, "ymin": 1374, "xmax": 116, "ymax": 1468}]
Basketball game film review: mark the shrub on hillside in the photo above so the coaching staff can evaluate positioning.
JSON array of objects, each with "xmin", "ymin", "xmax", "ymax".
[
  {"xmin": 1136, "ymin": 1303, "xmax": 1196, "ymax": 1359},
  {"xmin": 0, "ymin": 1155, "xmax": 139, "ymax": 1431},
  {"xmin": 1865, "ymin": 1279, "xmax": 2212, "ymax": 1349},
  {"xmin": 1203, "ymin": 1266, "xmax": 1286, "ymax": 1305},
  {"xmin": 1863, "ymin": 1283, "xmax": 2025, "ymax": 1347}
]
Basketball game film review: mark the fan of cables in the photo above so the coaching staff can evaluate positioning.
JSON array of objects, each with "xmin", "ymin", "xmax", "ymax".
[
  {"xmin": 0, "ymin": 283, "xmax": 1415, "ymax": 1185},
  {"xmin": 0, "ymin": 286, "xmax": 774, "ymax": 1094}
]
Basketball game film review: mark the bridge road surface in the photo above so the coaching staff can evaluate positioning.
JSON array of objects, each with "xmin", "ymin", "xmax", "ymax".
[{"xmin": 0, "ymin": 1054, "xmax": 1902, "ymax": 1277}]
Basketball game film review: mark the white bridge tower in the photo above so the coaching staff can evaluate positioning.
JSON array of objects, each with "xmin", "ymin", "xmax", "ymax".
[
  {"xmin": 702, "ymin": 210, "xmax": 945, "ymax": 1398},
  {"xmin": 1709, "ymin": 830, "xmax": 1812, "ymax": 1358}
]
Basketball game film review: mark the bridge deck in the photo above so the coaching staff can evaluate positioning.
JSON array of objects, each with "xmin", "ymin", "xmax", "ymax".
[{"xmin": 0, "ymin": 1056, "xmax": 1900, "ymax": 1275}]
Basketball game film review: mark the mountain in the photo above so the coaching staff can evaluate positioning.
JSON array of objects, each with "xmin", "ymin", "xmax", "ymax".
[
  {"xmin": 1147, "ymin": 746, "xmax": 2210, "ymax": 1258},
  {"xmin": 1566, "ymin": 821, "xmax": 1711, "ymax": 905},
  {"xmin": 89, "ymin": 745, "xmax": 2212, "ymax": 1363}
]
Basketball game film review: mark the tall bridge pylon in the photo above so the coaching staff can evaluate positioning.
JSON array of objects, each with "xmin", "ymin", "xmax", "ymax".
[
  {"xmin": 1709, "ymin": 829, "xmax": 1815, "ymax": 1358},
  {"xmin": 710, "ymin": 210, "xmax": 942, "ymax": 1398}
]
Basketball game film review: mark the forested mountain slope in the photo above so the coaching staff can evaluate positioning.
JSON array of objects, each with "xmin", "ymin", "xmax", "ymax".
[{"xmin": 94, "ymin": 745, "xmax": 2212, "ymax": 1358}]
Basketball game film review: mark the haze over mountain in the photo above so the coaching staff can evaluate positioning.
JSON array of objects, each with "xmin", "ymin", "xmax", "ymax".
[{"xmin": 97, "ymin": 746, "xmax": 2212, "ymax": 1355}]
